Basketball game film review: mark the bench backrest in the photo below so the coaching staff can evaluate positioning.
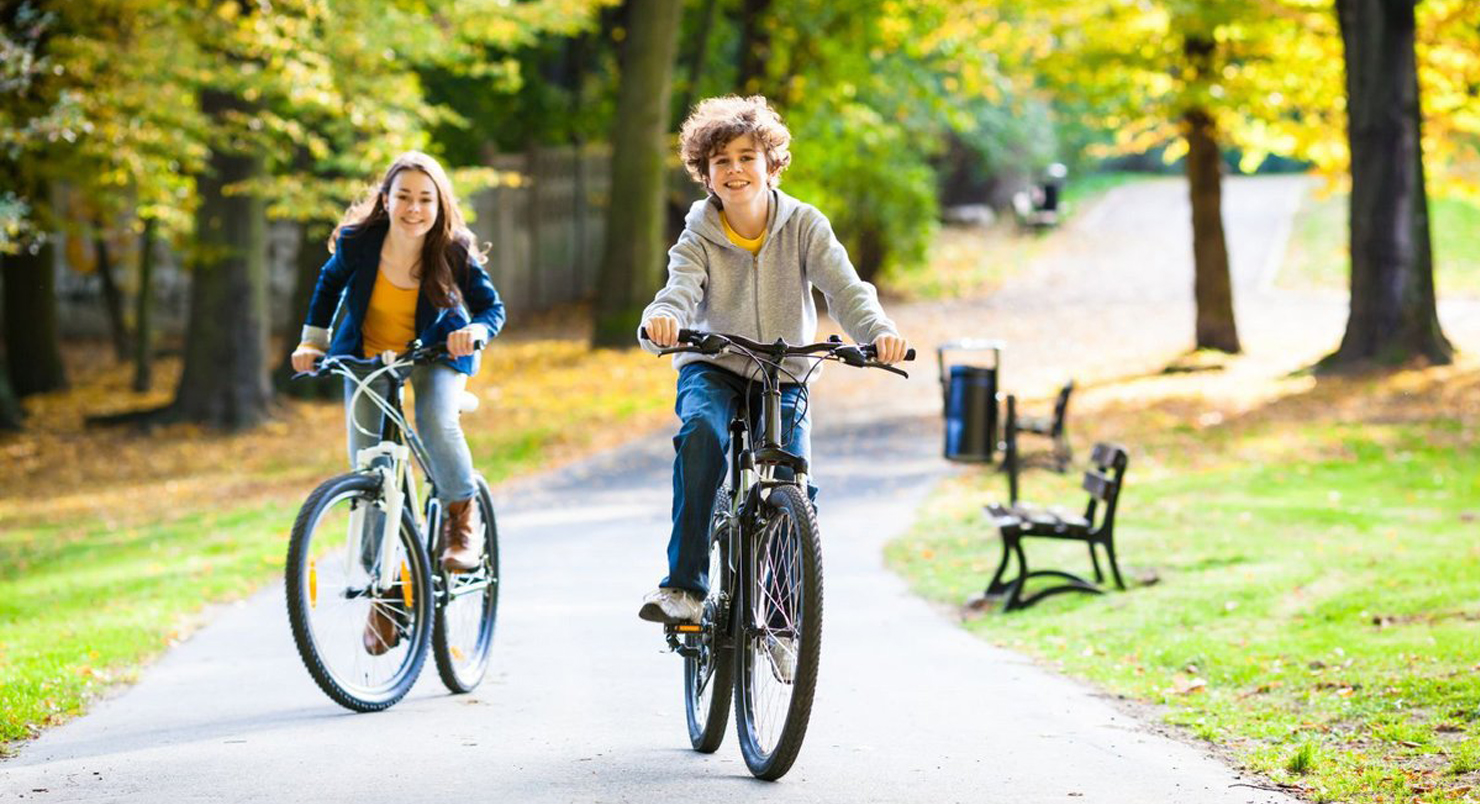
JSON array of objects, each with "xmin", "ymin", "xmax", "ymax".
[
  {"xmin": 1081, "ymin": 442, "xmax": 1129, "ymax": 531},
  {"xmin": 1049, "ymin": 380, "xmax": 1074, "ymax": 437}
]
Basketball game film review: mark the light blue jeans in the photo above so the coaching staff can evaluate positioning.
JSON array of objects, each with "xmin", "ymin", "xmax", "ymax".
[{"xmin": 344, "ymin": 362, "xmax": 478, "ymax": 504}]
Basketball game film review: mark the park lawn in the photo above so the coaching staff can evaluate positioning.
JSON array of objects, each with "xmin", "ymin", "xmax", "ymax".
[
  {"xmin": 887, "ymin": 362, "xmax": 1480, "ymax": 804},
  {"xmin": 1281, "ymin": 184, "xmax": 1480, "ymax": 298},
  {"xmin": 0, "ymin": 337, "xmax": 675, "ymax": 753}
]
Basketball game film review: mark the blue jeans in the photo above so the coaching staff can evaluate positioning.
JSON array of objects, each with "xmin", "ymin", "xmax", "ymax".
[
  {"xmin": 663, "ymin": 362, "xmax": 814, "ymax": 595},
  {"xmin": 344, "ymin": 362, "xmax": 478, "ymax": 504}
]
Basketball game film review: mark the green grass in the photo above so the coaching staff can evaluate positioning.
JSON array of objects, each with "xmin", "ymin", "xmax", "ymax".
[
  {"xmin": 0, "ymin": 503, "xmax": 294, "ymax": 746},
  {"xmin": 887, "ymin": 420, "xmax": 1480, "ymax": 803},
  {"xmin": 1281, "ymin": 186, "xmax": 1480, "ymax": 298}
]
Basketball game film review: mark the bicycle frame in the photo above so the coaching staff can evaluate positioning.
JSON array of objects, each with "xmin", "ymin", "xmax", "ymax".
[
  {"xmin": 671, "ymin": 354, "xmax": 811, "ymax": 659},
  {"xmin": 327, "ymin": 355, "xmax": 444, "ymax": 590}
]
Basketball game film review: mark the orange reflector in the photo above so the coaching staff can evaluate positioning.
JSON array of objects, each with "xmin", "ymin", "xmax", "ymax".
[
  {"xmin": 401, "ymin": 560, "xmax": 414, "ymax": 608},
  {"xmin": 674, "ymin": 624, "xmax": 703, "ymax": 633},
  {"xmin": 309, "ymin": 559, "xmax": 317, "ymax": 608},
  {"xmin": 451, "ymin": 646, "xmax": 465, "ymax": 660}
]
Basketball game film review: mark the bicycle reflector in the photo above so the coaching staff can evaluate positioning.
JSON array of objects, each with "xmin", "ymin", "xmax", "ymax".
[
  {"xmin": 400, "ymin": 560, "xmax": 414, "ymax": 608},
  {"xmin": 309, "ymin": 559, "xmax": 317, "ymax": 608}
]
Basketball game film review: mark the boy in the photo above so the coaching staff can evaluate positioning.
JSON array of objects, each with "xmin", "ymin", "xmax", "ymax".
[{"xmin": 638, "ymin": 95, "xmax": 909, "ymax": 625}]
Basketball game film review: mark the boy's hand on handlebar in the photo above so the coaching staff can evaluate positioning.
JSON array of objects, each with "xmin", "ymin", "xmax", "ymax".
[
  {"xmin": 291, "ymin": 346, "xmax": 324, "ymax": 374},
  {"xmin": 872, "ymin": 333, "xmax": 909, "ymax": 365},
  {"xmin": 447, "ymin": 326, "xmax": 485, "ymax": 358},
  {"xmin": 644, "ymin": 315, "xmax": 680, "ymax": 347}
]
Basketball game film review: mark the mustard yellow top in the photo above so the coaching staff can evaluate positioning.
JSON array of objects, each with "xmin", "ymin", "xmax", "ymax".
[
  {"xmin": 360, "ymin": 270, "xmax": 419, "ymax": 357},
  {"xmin": 720, "ymin": 211, "xmax": 765, "ymax": 256}
]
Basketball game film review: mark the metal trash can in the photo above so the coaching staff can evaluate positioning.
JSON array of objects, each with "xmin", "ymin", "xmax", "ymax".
[{"xmin": 938, "ymin": 340, "xmax": 1004, "ymax": 463}]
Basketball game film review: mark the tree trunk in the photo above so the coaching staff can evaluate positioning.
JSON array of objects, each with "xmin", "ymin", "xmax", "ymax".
[
  {"xmin": 170, "ymin": 88, "xmax": 272, "ymax": 429},
  {"xmin": 0, "ymin": 349, "xmax": 22, "ymax": 429},
  {"xmin": 1183, "ymin": 107, "xmax": 1240, "ymax": 354},
  {"xmin": 2, "ymin": 236, "xmax": 69, "ymax": 396},
  {"xmin": 592, "ymin": 0, "xmax": 684, "ymax": 347},
  {"xmin": 275, "ymin": 221, "xmax": 338, "ymax": 399},
  {"xmin": 736, "ymin": 0, "xmax": 772, "ymax": 96},
  {"xmin": 853, "ymin": 222, "xmax": 887, "ymax": 285},
  {"xmin": 674, "ymin": 0, "xmax": 719, "ymax": 125},
  {"xmin": 93, "ymin": 221, "xmax": 131, "ymax": 362},
  {"xmin": 1329, "ymin": 0, "xmax": 1451, "ymax": 366},
  {"xmin": 133, "ymin": 217, "xmax": 156, "ymax": 392}
]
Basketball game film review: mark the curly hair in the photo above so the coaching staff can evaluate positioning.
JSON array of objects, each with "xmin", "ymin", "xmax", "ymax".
[{"xmin": 678, "ymin": 95, "xmax": 792, "ymax": 190}]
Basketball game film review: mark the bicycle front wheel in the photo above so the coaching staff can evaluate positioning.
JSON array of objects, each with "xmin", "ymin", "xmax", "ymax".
[
  {"xmin": 285, "ymin": 472, "xmax": 433, "ymax": 712},
  {"xmin": 433, "ymin": 475, "xmax": 501, "ymax": 693},
  {"xmin": 734, "ymin": 483, "xmax": 823, "ymax": 780}
]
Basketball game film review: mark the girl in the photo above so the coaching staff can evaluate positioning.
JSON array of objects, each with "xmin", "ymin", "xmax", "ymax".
[{"xmin": 291, "ymin": 152, "xmax": 504, "ymax": 652}]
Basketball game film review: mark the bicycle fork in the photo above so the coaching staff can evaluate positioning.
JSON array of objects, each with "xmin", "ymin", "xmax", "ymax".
[{"xmin": 351, "ymin": 441, "xmax": 419, "ymax": 590}]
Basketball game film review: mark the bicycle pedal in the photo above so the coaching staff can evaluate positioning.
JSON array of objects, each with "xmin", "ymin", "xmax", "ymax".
[{"xmin": 665, "ymin": 623, "xmax": 703, "ymax": 634}]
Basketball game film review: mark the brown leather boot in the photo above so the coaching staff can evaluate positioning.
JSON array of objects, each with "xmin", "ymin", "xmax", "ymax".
[
  {"xmin": 440, "ymin": 497, "xmax": 482, "ymax": 573},
  {"xmin": 363, "ymin": 597, "xmax": 401, "ymax": 656}
]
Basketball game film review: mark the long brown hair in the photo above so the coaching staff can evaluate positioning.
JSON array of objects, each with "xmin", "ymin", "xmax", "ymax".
[{"xmin": 330, "ymin": 151, "xmax": 487, "ymax": 309}]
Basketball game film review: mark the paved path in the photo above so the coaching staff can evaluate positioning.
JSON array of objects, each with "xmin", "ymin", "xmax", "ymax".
[
  {"xmin": 0, "ymin": 410, "xmax": 1298, "ymax": 803},
  {"xmin": 7, "ymin": 174, "xmax": 1430, "ymax": 803}
]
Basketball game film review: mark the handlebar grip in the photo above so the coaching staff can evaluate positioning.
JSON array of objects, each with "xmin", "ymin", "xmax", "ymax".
[{"xmin": 640, "ymin": 326, "xmax": 696, "ymax": 345}]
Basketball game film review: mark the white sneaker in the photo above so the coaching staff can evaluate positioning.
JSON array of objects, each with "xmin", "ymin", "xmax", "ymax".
[
  {"xmin": 638, "ymin": 587, "xmax": 703, "ymax": 624},
  {"xmin": 766, "ymin": 635, "xmax": 796, "ymax": 684}
]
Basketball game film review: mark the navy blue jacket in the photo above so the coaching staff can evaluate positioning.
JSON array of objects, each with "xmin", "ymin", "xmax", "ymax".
[{"xmin": 300, "ymin": 222, "xmax": 505, "ymax": 376}]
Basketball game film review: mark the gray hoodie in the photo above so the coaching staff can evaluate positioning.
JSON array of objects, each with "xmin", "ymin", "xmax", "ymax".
[{"xmin": 638, "ymin": 188, "xmax": 898, "ymax": 382}]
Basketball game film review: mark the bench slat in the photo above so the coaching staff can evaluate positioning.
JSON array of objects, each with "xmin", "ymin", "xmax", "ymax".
[{"xmin": 1082, "ymin": 469, "xmax": 1115, "ymax": 500}]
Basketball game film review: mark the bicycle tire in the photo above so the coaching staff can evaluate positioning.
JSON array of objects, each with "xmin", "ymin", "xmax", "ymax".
[
  {"xmin": 432, "ymin": 475, "xmax": 501, "ymax": 693},
  {"xmin": 685, "ymin": 486, "xmax": 736, "ymax": 753},
  {"xmin": 734, "ymin": 483, "xmax": 823, "ymax": 780},
  {"xmin": 285, "ymin": 472, "xmax": 434, "ymax": 712}
]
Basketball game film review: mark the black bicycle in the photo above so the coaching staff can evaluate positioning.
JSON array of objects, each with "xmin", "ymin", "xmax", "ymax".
[
  {"xmin": 284, "ymin": 341, "xmax": 500, "ymax": 712},
  {"xmin": 645, "ymin": 328, "xmax": 912, "ymax": 780}
]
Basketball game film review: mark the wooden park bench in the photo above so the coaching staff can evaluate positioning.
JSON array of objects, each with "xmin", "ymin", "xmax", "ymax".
[
  {"xmin": 1003, "ymin": 381, "xmax": 1073, "ymax": 473},
  {"xmin": 982, "ymin": 442, "xmax": 1129, "ymax": 612}
]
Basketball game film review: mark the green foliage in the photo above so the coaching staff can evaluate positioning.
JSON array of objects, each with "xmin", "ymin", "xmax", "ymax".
[
  {"xmin": 743, "ymin": 0, "xmax": 1037, "ymax": 279},
  {"xmin": 785, "ymin": 102, "xmax": 939, "ymax": 279},
  {"xmin": 1, "ymin": 0, "xmax": 614, "ymax": 250}
]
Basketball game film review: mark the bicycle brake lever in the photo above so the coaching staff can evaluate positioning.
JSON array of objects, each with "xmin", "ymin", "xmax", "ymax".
[{"xmin": 869, "ymin": 362, "xmax": 910, "ymax": 378}]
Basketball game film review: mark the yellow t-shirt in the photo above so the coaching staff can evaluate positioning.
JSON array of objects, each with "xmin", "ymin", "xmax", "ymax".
[
  {"xmin": 361, "ymin": 270, "xmax": 419, "ymax": 357},
  {"xmin": 719, "ymin": 212, "xmax": 765, "ymax": 256}
]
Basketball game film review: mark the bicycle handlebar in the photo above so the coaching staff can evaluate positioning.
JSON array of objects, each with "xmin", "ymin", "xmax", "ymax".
[
  {"xmin": 639, "ymin": 327, "xmax": 914, "ymax": 376},
  {"xmin": 292, "ymin": 337, "xmax": 487, "ymax": 380}
]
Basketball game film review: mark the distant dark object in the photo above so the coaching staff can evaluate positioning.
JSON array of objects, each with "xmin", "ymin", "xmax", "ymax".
[
  {"xmin": 1012, "ymin": 162, "xmax": 1068, "ymax": 231},
  {"xmin": 982, "ymin": 442, "xmax": 1129, "ymax": 612},
  {"xmin": 1004, "ymin": 381, "xmax": 1074, "ymax": 473},
  {"xmin": 938, "ymin": 340, "xmax": 1004, "ymax": 463}
]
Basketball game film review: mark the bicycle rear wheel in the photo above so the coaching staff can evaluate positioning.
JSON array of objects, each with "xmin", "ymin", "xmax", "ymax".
[
  {"xmin": 734, "ymin": 483, "xmax": 823, "ymax": 780},
  {"xmin": 286, "ymin": 472, "xmax": 433, "ymax": 712},
  {"xmin": 433, "ymin": 475, "xmax": 501, "ymax": 693},
  {"xmin": 685, "ymin": 487, "xmax": 735, "ymax": 753}
]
